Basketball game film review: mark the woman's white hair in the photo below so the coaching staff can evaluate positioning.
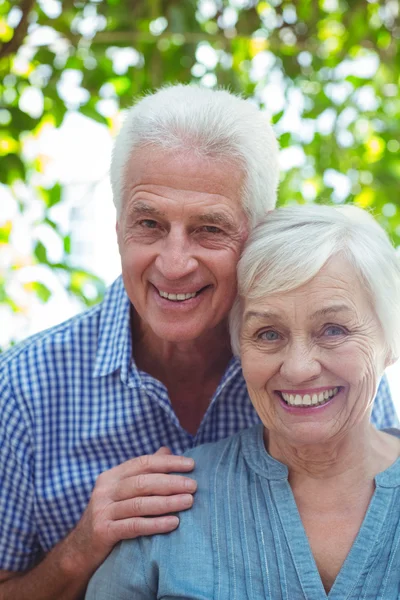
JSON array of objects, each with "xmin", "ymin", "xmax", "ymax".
[
  {"xmin": 110, "ymin": 84, "xmax": 279, "ymax": 226},
  {"xmin": 230, "ymin": 204, "xmax": 400, "ymax": 359}
]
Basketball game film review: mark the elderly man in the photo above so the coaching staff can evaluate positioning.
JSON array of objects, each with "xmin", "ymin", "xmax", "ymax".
[{"xmin": 0, "ymin": 85, "xmax": 396, "ymax": 599}]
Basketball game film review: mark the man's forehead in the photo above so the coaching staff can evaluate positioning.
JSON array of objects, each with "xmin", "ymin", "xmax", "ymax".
[{"xmin": 125, "ymin": 145, "xmax": 244, "ymax": 190}]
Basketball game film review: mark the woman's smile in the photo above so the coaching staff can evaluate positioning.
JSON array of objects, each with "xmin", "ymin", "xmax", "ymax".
[{"xmin": 277, "ymin": 386, "xmax": 342, "ymax": 407}]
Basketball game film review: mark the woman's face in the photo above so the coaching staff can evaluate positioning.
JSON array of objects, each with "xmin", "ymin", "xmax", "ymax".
[{"xmin": 240, "ymin": 255, "xmax": 389, "ymax": 447}]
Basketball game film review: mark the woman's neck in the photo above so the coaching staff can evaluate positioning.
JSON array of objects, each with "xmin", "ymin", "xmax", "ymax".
[{"xmin": 267, "ymin": 422, "xmax": 400, "ymax": 485}]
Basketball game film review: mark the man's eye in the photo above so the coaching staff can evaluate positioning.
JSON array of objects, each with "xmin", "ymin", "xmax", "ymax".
[
  {"xmin": 139, "ymin": 219, "xmax": 158, "ymax": 229},
  {"xmin": 200, "ymin": 225, "xmax": 223, "ymax": 234},
  {"xmin": 258, "ymin": 330, "xmax": 281, "ymax": 341},
  {"xmin": 323, "ymin": 325, "xmax": 346, "ymax": 336}
]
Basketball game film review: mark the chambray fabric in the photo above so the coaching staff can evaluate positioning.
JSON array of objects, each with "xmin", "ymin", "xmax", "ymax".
[
  {"xmin": 0, "ymin": 276, "xmax": 397, "ymax": 572},
  {"xmin": 86, "ymin": 424, "xmax": 400, "ymax": 600}
]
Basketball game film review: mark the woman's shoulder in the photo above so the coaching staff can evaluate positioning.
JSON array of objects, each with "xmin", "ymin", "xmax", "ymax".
[{"xmin": 184, "ymin": 424, "xmax": 262, "ymax": 481}]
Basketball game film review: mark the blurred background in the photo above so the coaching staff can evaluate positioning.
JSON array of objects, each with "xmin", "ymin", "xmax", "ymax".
[{"xmin": 0, "ymin": 0, "xmax": 399, "ymax": 409}]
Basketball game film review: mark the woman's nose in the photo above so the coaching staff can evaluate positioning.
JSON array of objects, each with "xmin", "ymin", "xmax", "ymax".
[{"xmin": 279, "ymin": 342, "xmax": 321, "ymax": 384}]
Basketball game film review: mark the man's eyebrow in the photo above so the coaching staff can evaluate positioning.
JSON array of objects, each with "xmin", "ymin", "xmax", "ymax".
[
  {"xmin": 127, "ymin": 201, "xmax": 166, "ymax": 218},
  {"xmin": 192, "ymin": 212, "xmax": 237, "ymax": 231}
]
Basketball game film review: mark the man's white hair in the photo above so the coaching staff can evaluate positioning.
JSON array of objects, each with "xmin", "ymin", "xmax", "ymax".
[
  {"xmin": 110, "ymin": 84, "xmax": 279, "ymax": 226},
  {"xmin": 230, "ymin": 204, "xmax": 400, "ymax": 359}
]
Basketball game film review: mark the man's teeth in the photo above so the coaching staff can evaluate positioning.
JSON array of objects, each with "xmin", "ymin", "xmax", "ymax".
[
  {"xmin": 159, "ymin": 290, "xmax": 197, "ymax": 301},
  {"xmin": 281, "ymin": 387, "xmax": 339, "ymax": 407}
]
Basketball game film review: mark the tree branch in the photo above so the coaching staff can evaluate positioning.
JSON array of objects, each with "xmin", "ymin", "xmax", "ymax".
[{"xmin": 0, "ymin": 0, "xmax": 36, "ymax": 60}]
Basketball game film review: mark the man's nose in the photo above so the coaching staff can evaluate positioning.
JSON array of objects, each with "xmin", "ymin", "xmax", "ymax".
[
  {"xmin": 154, "ymin": 230, "xmax": 198, "ymax": 280},
  {"xmin": 280, "ymin": 340, "xmax": 321, "ymax": 384}
]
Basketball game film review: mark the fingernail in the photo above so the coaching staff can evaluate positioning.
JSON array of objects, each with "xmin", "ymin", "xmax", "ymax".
[
  {"xmin": 182, "ymin": 494, "xmax": 193, "ymax": 506},
  {"xmin": 185, "ymin": 478, "xmax": 197, "ymax": 490},
  {"xmin": 182, "ymin": 458, "xmax": 194, "ymax": 467}
]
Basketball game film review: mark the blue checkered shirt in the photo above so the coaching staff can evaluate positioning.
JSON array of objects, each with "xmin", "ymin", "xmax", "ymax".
[{"xmin": 0, "ymin": 276, "xmax": 397, "ymax": 572}]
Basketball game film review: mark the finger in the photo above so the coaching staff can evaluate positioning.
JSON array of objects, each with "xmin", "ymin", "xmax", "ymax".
[
  {"xmin": 117, "ymin": 453, "xmax": 195, "ymax": 480},
  {"xmin": 114, "ymin": 473, "xmax": 197, "ymax": 502},
  {"xmin": 111, "ymin": 493, "xmax": 194, "ymax": 520},
  {"xmin": 109, "ymin": 515, "xmax": 180, "ymax": 542},
  {"xmin": 154, "ymin": 446, "xmax": 172, "ymax": 456}
]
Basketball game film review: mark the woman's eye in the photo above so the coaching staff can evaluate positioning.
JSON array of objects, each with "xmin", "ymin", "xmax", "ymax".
[
  {"xmin": 258, "ymin": 330, "xmax": 281, "ymax": 341},
  {"xmin": 323, "ymin": 325, "xmax": 346, "ymax": 336}
]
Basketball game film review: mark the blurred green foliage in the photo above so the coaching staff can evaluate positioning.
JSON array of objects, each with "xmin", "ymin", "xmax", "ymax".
[{"xmin": 0, "ymin": 0, "xmax": 399, "ymax": 346}]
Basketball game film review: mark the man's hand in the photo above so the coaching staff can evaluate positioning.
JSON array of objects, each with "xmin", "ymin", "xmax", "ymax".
[
  {"xmin": 71, "ymin": 447, "xmax": 196, "ymax": 571},
  {"xmin": 0, "ymin": 448, "xmax": 196, "ymax": 600}
]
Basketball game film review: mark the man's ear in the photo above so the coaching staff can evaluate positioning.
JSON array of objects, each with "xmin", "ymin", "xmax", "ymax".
[
  {"xmin": 116, "ymin": 221, "xmax": 122, "ymax": 255},
  {"xmin": 385, "ymin": 350, "xmax": 398, "ymax": 370}
]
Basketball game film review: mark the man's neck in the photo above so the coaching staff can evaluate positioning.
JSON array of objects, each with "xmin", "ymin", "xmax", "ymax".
[
  {"xmin": 131, "ymin": 312, "xmax": 234, "ymax": 434},
  {"xmin": 133, "ymin": 319, "xmax": 232, "ymax": 383}
]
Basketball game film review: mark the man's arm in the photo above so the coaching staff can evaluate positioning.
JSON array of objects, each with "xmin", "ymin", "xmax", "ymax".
[{"xmin": 0, "ymin": 448, "xmax": 196, "ymax": 600}]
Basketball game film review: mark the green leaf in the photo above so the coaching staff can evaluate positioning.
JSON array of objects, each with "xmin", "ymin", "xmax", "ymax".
[
  {"xmin": 34, "ymin": 242, "xmax": 48, "ymax": 264},
  {"xmin": 30, "ymin": 282, "xmax": 52, "ymax": 303},
  {"xmin": 279, "ymin": 132, "xmax": 291, "ymax": 148},
  {"xmin": 79, "ymin": 102, "xmax": 109, "ymax": 125},
  {"xmin": 47, "ymin": 183, "xmax": 62, "ymax": 208},
  {"xmin": 63, "ymin": 235, "xmax": 71, "ymax": 255},
  {"xmin": 0, "ymin": 221, "xmax": 12, "ymax": 243},
  {"xmin": 272, "ymin": 110, "xmax": 284, "ymax": 125}
]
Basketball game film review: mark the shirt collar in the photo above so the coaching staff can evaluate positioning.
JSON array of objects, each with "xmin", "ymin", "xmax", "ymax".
[
  {"xmin": 93, "ymin": 276, "xmax": 244, "ymax": 391},
  {"xmin": 93, "ymin": 276, "xmax": 140, "ymax": 386}
]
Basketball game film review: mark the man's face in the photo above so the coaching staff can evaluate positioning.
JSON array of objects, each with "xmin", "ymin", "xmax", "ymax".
[{"xmin": 117, "ymin": 146, "xmax": 248, "ymax": 344}]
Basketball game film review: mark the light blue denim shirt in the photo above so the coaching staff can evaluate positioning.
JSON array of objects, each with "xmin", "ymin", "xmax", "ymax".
[{"xmin": 86, "ymin": 424, "xmax": 400, "ymax": 599}]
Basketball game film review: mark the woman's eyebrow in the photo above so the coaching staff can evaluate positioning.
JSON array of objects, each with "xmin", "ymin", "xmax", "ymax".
[
  {"xmin": 310, "ymin": 305, "xmax": 353, "ymax": 320},
  {"xmin": 243, "ymin": 310, "xmax": 281, "ymax": 324}
]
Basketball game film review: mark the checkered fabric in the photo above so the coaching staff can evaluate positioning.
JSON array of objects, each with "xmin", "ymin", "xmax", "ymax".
[{"xmin": 0, "ymin": 276, "xmax": 397, "ymax": 571}]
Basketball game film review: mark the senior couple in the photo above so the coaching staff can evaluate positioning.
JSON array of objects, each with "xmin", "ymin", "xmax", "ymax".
[{"xmin": 0, "ymin": 85, "xmax": 399, "ymax": 599}]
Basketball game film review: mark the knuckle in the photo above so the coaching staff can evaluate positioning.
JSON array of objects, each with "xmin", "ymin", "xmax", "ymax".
[
  {"xmin": 94, "ymin": 471, "xmax": 106, "ymax": 488},
  {"xmin": 94, "ymin": 471, "xmax": 112, "ymax": 493},
  {"xmin": 135, "ymin": 473, "xmax": 148, "ymax": 491},
  {"xmin": 137, "ymin": 454, "xmax": 151, "ymax": 470},
  {"xmin": 131, "ymin": 496, "xmax": 144, "ymax": 515},
  {"xmin": 127, "ymin": 519, "xmax": 142, "ymax": 538}
]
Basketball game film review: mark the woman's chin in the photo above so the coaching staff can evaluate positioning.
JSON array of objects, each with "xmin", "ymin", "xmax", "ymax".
[{"xmin": 274, "ymin": 421, "xmax": 345, "ymax": 449}]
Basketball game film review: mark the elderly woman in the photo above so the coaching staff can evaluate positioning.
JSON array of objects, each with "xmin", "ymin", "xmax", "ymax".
[{"xmin": 86, "ymin": 204, "xmax": 400, "ymax": 599}]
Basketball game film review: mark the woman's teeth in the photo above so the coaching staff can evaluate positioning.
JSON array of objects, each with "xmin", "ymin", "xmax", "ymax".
[
  {"xmin": 159, "ymin": 290, "xmax": 197, "ymax": 301},
  {"xmin": 281, "ymin": 387, "xmax": 339, "ymax": 407}
]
